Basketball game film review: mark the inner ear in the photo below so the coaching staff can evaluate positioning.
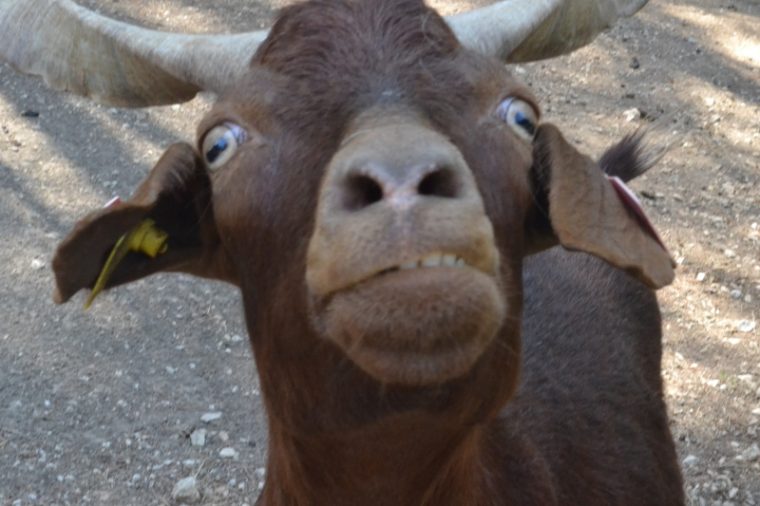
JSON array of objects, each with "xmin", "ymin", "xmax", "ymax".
[
  {"xmin": 53, "ymin": 143, "xmax": 234, "ymax": 304},
  {"xmin": 525, "ymin": 124, "xmax": 675, "ymax": 289}
]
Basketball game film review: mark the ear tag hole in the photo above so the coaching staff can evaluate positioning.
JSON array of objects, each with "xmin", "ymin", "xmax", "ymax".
[{"xmin": 84, "ymin": 218, "xmax": 169, "ymax": 309}]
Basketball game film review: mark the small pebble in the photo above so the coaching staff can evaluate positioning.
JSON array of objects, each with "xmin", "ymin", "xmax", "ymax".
[
  {"xmin": 682, "ymin": 454, "xmax": 699, "ymax": 468},
  {"xmin": 742, "ymin": 444, "xmax": 760, "ymax": 462},
  {"xmin": 190, "ymin": 428, "xmax": 206, "ymax": 447},
  {"xmin": 737, "ymin": 320, "xmax": 756, "ymax": 333},
  {"xmin": 255, "ymin": 467, "xmax": 267, "ymax": 491},
  {"xmin": 696, "ymin": 272, "xmax": 706, "ymax": 282},
  {"xmin": 172, "ymin": 476, "xmax": 201, "ymax": 504},
  {"xmin": 623, "ymin": 108, "xmax": 642, "ymax": 122},
  {"xmin": 219, "ymin": 447, "xmax": 238, "ymax": 459},
  {"xmin": 730, "ymin": 289, "xmax": 742, "ymax": 300},
  {"xmin": 201, "ymin": 412, "xmax": 222, "ymax": 423}
]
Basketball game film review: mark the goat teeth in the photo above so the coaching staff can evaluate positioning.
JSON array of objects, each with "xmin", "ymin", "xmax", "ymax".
[
  {"xmin": 442, "ymin": 254, "xmax": 457, "ymax": 267},
  {"xmin": 398, "ymin": 254, "xmax": 465, "ymax": 271},
  {"xmin": 421, "ymin": 253, "xmax": 443, "ymax": 268}
]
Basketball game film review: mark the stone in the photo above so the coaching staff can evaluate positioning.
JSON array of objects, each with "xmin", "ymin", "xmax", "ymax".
[
  {"xmin": 623, "ymin": 108, "xmax": 642, "ymax": 122},
  {"xmin": 682, "ymin": 454, "xmax": 699, "ymax": 468},
  {"xmin": 190, "ymin": 429, "xmax": 206, "ymax": 447},
  {"xmin": 219, "ymin": 447, "xmax": 238, "ymax": 459},
  {"xmin": 172, "ymin": 476, "xmax": 201, "ymax": 504},
  {"xmin": 255, "ymin": 467, "xmax": 266, "ymax": 491},
  {"xmin": 743, "ymin": 444, "xmax": 760, "ymax": 462},
  {"xmin": 201, "ymin": 412, "xmax": 222, "ymax": 423}
]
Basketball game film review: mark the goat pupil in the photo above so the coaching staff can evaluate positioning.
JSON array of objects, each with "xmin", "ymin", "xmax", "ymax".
[
  {"xmin": 206, "ymin": 137, "xmax": 228, "ymax": 163},
  {"xmin": 515, "ymin": 112, "xmax": 536, "ymax": 135}
]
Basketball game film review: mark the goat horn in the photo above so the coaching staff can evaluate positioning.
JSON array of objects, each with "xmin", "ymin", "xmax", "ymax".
[
  {"xmin": 0, "ymin": 0, "xmax": 647, "ymax": 108},
  {"xmin": 448, "ymin": 0, "xmax": 649, "ymax": 62},
  {"xmin": 0, "ymin": 0, "xmax": 267, "ymax": 107}
]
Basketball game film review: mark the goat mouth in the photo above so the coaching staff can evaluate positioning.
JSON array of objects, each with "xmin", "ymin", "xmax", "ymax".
[
  {"xmin": 369, "ymin": 252, "xmax": 471, "ymax": 279},
  {"xmin": 313, "ymin": 247, "xmax": 495, "ymax": 300},
  {"xmin": 316, "ymin": 264, "xmax": 506, "ymax": 386},
  {"xmin": 305, "ymin": 217, "xmax": 501, "ymax": 300}
]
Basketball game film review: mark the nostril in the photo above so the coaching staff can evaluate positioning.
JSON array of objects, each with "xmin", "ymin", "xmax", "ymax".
[
  {"xmin": 417, "ymin": 168, "xmax": 460, "ymax": 199},
  {"xmin": 342, "ymin": 174, "xmax": 384, "ymax": 211}
]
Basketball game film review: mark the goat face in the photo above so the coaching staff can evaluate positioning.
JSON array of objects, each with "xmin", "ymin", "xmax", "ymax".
[
  {"xmin": 203, "ymin": 3, "xmax": 530, "ymax": 396},
  {"xmin": 51, "ymin": 1, "xmax": 673, "ymax": 429},
  {"xmin": 251, "ymin": 5, "xmax": 520, "ymax": 386}
]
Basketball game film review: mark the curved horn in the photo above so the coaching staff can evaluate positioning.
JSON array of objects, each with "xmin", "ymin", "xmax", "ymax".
[
  {"xmin": 0, "ymin": 0, "xmax": 267, "ymax": 107},
  {"xmin": 0, "ymin": 0, "xmax": 647, "ymax": 108},
  {"xmin": 448, "ymin": 0, "xmax": 649, "ymax": 62}
]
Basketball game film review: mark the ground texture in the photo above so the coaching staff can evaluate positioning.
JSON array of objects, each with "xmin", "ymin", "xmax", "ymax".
[{"xmin": 0, "ymin": 0, "xmax": 758, "ymax": 504}]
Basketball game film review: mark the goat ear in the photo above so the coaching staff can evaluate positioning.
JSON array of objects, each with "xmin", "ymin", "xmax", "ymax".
[
  {"xmin": 525, "ymin": 124, "xmax": 675, "ymax": 289},
  {"xmin": 53, "ymin": 143, "xmax": 235, "ymax": 305}
]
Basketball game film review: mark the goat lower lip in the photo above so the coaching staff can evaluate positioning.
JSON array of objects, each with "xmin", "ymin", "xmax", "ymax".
[
  {"xmin": 312, "ymin": 266, "xmax": 477, "ymax": 316},
  {"xmin": 317, "ymin": 267, "xmax": 506, "ymax": 385}
]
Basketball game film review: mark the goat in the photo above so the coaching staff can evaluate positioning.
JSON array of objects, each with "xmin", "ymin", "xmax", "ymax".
[{"xmin": 0, "ymin": 0, "xmax": 684, "ymax": 504}]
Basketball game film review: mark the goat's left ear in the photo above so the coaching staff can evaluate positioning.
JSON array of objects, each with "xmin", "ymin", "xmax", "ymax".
[
  {"xmin": 525, "ymin": 124, "xmax": 675, "ymax": 289},
  {"xmin": 53, "ymin": 143, "xmax": 236, "ymax": 305}
]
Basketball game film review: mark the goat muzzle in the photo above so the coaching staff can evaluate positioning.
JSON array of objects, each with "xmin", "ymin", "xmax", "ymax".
[{"xmin": 306, "ymin": 110, "xmax": 505, "ymax": 386}]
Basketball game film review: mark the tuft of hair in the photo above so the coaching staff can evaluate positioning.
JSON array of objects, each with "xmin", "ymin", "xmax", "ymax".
[
  {"xmin": 599, "ymin": 114, "xmax": 682, "ymax": 182},
  {"xmin": 599, "ymin": 131, "xmax": 654, "ymax": 182}
]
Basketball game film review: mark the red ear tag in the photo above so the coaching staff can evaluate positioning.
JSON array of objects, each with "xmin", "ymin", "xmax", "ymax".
[
  {"xmin": 104, "ymin": 196, "xmax": 122, "ymax": 208},
  {"xmin": 606, "ymin": 176, "xmax": 668, "ymax": 251}
]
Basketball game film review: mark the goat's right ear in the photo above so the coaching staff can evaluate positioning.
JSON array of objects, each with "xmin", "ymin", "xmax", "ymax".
[
  {"xmin": 525, "ymin": 124, "xmax": 675, "ymax": 289},
  {"xmin": 53, "ymin": 143, "xmax": 235, "ymax": 305}
]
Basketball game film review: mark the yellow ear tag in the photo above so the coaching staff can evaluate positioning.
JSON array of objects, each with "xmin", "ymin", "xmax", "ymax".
[{"xmin": 84, "ymin": 219, "xmax": 169, "ymax": 309}]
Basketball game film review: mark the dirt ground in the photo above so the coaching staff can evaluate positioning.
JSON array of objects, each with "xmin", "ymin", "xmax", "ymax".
[{"xmin": 0, "ymin": 0, "xmax": 757, "ymax": 505}]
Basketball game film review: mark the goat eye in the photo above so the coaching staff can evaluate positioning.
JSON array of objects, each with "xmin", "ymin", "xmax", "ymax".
[
  {"xmin": 202, "ymin": 123, "xmax": 247, "ymax": 170},
  {"xmin": 496, "ymin": 98, "xmax": 538, "ymax": 141}
]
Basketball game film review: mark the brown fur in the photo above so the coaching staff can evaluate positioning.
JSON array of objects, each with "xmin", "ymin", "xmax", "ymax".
[{"xmin": 51, "ymin": 1, "xmax": 683, "ymax": 504}]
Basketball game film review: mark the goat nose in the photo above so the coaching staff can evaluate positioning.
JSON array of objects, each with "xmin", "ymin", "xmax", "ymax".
[{"xmin": 339, "ymin": 159, "xmax": 463, "ymax": 212}]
